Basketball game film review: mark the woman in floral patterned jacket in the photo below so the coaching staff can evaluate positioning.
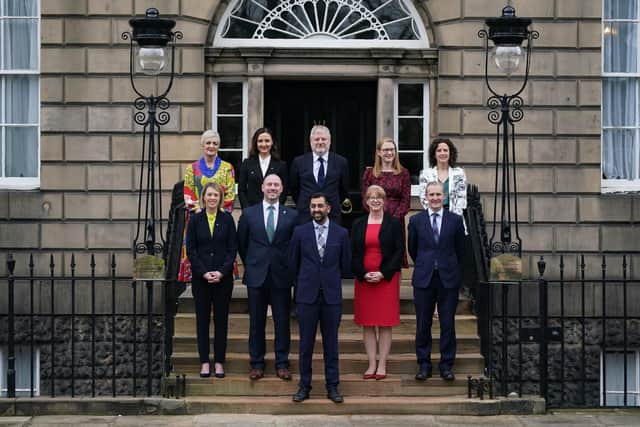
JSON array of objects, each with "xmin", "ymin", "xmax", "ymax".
[{"xmin": 418, "ymin": 138, "xmax": 467, "ymax": 233}]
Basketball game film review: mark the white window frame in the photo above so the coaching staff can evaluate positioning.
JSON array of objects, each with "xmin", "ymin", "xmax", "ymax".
[
  {"xmin": 600, "ymin": 350, "xmax": 640, "ymax": 407},
  {"xmin": 601, "ymin": 1, "xmax": 640, "ymax": 193},
  {"xmin": 0, "ymin": 0, "xmax": 41, "ymax": 190},
  {"xmin": 0, "ymin": 346, "xmax": 40, "ymax": 397},
  {"xmin": 213, "ymin": 0, "xmax": 430, "ymax": 49},
  {"xmin": 393, "ymin": 79, "xmax": 430, "ymax": 196},
  {"xmin": 211, "ymin": 79, "xmax": 249, "ymax": 159}
]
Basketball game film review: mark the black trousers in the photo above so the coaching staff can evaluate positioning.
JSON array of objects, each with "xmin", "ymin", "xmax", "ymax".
[
  {"xmin": 192, "ymin": 278, "xmax": 233, "ymax": 364},
  {"xmin": 247, "ymin": 273, "xmax": 292, "ymax": 369}
]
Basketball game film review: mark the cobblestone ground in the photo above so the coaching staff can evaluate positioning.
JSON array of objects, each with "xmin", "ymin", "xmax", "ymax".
[{"xmin": 1, "ymin": 412, "xmax": 639, "ymax": 427}]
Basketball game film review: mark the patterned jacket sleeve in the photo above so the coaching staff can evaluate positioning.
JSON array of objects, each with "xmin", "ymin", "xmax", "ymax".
[
  {"xmin": 221, "ymin": 162, "xmax": 236, "ymax": 213},
  {"xmin": 183, "ymin": 163, "xmax": 200, "ymax": 211},
  {"xmin": 394, "ymin": 168, "xmax": 412, "ymax": 218},
  {"xmin": 417, "ymin": 167, "xmax": 436, "ymax": 210},
  {"xmin": 450, "ymin": 167, "xmax": 468, "ymax": 216}
]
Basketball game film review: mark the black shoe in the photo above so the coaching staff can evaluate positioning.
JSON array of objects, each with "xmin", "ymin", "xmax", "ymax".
[
  {"xmin": 440, "ymin": 370, "xmax": 455, "ymax": 381},
  {"xmin": 327, "ymin": 388, "xmax": 344, "ymax": 403},
  {"xmin": 292, "ymin": 387, "xmax": 310, "ymax": 403},
  {"xmin": 415, "ymin": 369, "xmax": 432, "ymax": 381}
]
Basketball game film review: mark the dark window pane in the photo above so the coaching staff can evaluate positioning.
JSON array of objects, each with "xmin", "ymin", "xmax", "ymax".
[
  {"xmin": 398, "ymin": 153, "xmax": 423, "ymax": 185},
  {"xmin": 6, "ymin": 126, "xmax": 38, "ymax": 177},
  {"xmin": 218, "ymin": 117, "xmax": 243, "ymax": 149},
  {"xmin": 217, "ymin": 82, "xmax": 243, "ymax": 115},
  {"xmin": 398, "ymin": 118, "xmax": 423, "ymax": 150},
  {"xmin": 398, "ymin": 84, "xmax": 423, "ymax": 116},
  {"xmin": 219, "ymin": 150, "xmax": 242, "ymax": 177}
]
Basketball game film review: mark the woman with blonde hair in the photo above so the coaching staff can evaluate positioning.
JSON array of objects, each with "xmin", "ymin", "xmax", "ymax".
[
  {"xmin": 361, "ymin": 138, "xmax": 411, "ymax": 266},
  {"xmin": 351, "ymin": 185, "xmax": 403, "ymax": 380}
]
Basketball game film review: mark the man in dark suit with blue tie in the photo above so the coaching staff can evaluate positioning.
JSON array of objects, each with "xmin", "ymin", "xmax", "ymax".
[
  {"xmin": 288, "ymin": 193, "xmax": 351, "ymax": 403},
  {"xmin": 237, "ymin": 174, "xmax": 298, "ymax": 381},
  {"xmin": 289, "ymin": 125, "xmax": 350, "ymax": 224},
  {"xmin": 408, "ymin": 181, "xmax": 465, "ymax": 382}
]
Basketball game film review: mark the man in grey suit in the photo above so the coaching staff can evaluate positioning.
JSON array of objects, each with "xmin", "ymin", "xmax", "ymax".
[{"xmin": 237, "ymin": 174, "xmax": 298, "ymax": 381}]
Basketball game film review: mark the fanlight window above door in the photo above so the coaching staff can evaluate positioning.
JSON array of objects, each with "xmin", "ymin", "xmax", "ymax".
[{"xmin": 214, "ymin": 0, "xmax": 429, "ymax": 48}]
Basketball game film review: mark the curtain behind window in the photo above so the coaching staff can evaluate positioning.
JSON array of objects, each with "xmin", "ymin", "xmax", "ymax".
[{"xmin": 602, "ymin": 0, "xmax": 640, "ymax": 180}]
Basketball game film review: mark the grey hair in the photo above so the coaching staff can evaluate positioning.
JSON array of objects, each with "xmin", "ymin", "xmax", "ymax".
[
  {"xmin": 201, "ymin": 129, "xmax": 220, "ymax": 145},
  {"xmin": 425, "ymin": 180, "xmax": 443, "ymax": 192},
  {"xmin": 309, "ymin": 125, "xmax": 331, "ymax": 141}
]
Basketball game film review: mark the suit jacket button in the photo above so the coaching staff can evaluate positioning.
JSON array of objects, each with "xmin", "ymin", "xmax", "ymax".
[{"xmin": 209, "ymin": 253, "xmax": 214, "ymax": 257}]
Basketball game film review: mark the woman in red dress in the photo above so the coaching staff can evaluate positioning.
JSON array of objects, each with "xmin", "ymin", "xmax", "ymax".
[
  {"xmin": 361, "ymin": 138, "xmax": 411, "ymax": 267},
  {"xmin": 351, "ymin": 185, "xmax": 404, "ymax": 380}
]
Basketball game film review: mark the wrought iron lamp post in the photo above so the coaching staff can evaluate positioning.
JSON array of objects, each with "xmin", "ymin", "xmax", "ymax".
[
  {"xmin": 122, "ymin": 8, "xmax": 181, "ymax": 396},
  {"xmin": 122, "ymin": 8, "xmax": 181, "ymax": 269},
  {"xmin": 479, "ymin": 6, "xmax": 538, "ymax": 268}
]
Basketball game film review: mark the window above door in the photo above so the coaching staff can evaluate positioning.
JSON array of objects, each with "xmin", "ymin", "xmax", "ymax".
[{"xmin": 214, "ymin": 0, "xmax": 429, "ymax": 49}]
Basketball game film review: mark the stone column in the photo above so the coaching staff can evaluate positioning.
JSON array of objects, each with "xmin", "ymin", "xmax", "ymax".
[
  {"xmin": 377, "ymin": 76, "xmax": 394, "ymax": 140},
  {"xmin": 247, "ymin": 61, "xmax": 265, "ymax": 147}
]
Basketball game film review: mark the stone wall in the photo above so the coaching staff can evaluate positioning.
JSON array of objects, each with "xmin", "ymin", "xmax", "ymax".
[
  {"xmin": 491, "ymin": 316, "xmax": 640, "ymax": 407},
  {"xmin": 0, "ymin": 315, "xmax": 165, "ymax": 396}
]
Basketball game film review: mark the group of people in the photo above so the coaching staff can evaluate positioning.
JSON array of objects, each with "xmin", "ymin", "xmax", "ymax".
[{"xmin": 180, "ymin": 125, "xmax": 468, "ymax": 404}]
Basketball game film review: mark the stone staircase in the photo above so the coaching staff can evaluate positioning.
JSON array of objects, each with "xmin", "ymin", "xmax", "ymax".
[{"xmin": 160, "ymin": 276, "xmax": 534, "ymax": 414}]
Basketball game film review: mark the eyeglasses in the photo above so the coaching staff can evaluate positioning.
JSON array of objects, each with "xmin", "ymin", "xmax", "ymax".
[
  {"xmin": 380, "ymin": 148, "xmax": 395, "ymax": 153},
  {"xmin": 367, "ymin": 196, "xmax": 384, "ymax": 201}
]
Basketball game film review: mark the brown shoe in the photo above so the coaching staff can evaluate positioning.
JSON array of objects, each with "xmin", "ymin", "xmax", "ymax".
[
  {"xmin": 276, "ymin": 367, "xmax": 292, "ymax": 381},
  {"xmin": 249, "ymin": 368, "xmax": 264, "ymax": 380}
]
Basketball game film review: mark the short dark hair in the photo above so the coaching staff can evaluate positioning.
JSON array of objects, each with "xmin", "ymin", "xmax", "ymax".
[
  {"xmin": 309, "ymin": 192, "xmax": 330, "ymax": 206},
  {"xmin": 428, "ymin": 137, "xmax": 458, "ymax": 167}
]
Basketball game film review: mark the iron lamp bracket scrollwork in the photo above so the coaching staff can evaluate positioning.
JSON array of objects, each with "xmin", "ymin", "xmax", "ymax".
[
  {"xmin": 480, "ymin": 6, "xmax": 538, "ymax": 261},
  {"xmin": 123, "ymin": 9, "xmax": 181, "ymax": 260}
]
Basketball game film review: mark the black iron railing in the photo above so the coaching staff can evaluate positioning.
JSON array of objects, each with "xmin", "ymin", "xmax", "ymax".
[
  {"xmin": 1, "ymin": 254, "xmax": 166, "ymax": 397},
  {"xmin": 473, "ymin": 256, "xmax": 640, "ymax": 408}
]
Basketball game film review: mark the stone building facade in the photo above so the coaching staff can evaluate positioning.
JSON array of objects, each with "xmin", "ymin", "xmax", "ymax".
[{"xmin": 0, "ymin": 0, "xmax": 638, "ymax": 281}]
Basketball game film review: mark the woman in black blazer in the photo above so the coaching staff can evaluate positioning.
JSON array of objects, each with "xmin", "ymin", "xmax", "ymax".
[
  {"xmin": 350, "ymin": 185, "xmax": 404, "ymax": 380},
  {"xmin": 238, "ymin": 127, "xmax": 288, "ymax": 209},
  {"xmin": 186, "ymin": 181, "xmax": 238, "ymax": 378}
]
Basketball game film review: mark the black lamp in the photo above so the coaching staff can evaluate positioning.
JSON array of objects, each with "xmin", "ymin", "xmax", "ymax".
[{"xmin": 479, "ymin": 6, "xmax": 538, "ymax": 267}]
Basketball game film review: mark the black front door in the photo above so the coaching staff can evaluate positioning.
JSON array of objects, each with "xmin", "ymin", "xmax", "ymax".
[{"xmin": 264, "ymin": 80, "xmax": 377, "ymax": 227}]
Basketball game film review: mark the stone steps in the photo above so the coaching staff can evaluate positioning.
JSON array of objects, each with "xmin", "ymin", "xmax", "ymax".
[
  {"xmin": 171, "ymin": 373, "xmax": 469, "ymax": 397},
  {"xmin": 171, "ymin": 351, "xmax": 485, "ymax": 375},
  {"xmin": 171, "ymin": 332, "xmax": 481, "ymax": 354},
  {"xmin": 177, "ymin": 283, "xmax": 473, "ymax": 315},
  {"xmin": 178, "ymin": 396, "xmax": 545, "ymax": 415},
  {"xmin": 173, "ymin": 313, "xmax": 479, "ymax": 336}
]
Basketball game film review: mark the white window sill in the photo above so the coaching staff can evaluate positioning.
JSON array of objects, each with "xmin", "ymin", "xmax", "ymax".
[
  {"xmin": 0, "ymin": 178, "xmax": 40, "ymax": 190},
  {"xmin": 601, "ymin": 179, "xmax": 640, "ymax": 194}
]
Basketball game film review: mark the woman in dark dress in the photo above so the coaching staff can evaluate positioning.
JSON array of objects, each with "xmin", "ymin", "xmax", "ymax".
[
  {"xmin": 351, "ymin": 185, "xmax": 403, "ymax": 380},
  {"xmin": 238, "ymin": 127, "xmax": 288, "ymax": 209},
  {"xmin": 186, "ymin": 181, "xmax": 237, "ymax": 379},
  {"xmin": 361, "ymin": 138, "xmax": 411, "ymax": 267}
]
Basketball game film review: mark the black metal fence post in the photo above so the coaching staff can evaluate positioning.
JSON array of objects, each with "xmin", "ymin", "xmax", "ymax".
[
  {"xmin": 537, "ymin": 256, "xmax": 548, "ymax": 400},
  {"xmin": 7, "ymin": 254, "xmax": 16, "ymax": 398}
]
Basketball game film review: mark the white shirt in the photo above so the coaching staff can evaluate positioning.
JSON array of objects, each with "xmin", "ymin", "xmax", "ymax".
[
  {"xmin": 313, "ymin": 153, "xmax": 328, "ymax": 182},
  {"xmin": 427, "ymin": 208, "xmax": 443, "ymax": 233},
  {"xmin": 263, "ymin": 200, "xmax": 279, "ymax": 230},
  {"xmin": 258, "ymin": 155, "xmax": 270, "ymax": 177}
]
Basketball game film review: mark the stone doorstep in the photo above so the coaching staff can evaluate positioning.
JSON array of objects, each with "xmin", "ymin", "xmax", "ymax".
[
  {"xmin": 172, "ymin": 313, "xmax": 479, "ymax": 336},
  {"xmin": 168, "ymin": 373, "xmax": 470, "ymax": 397},
  {"xmin": 0, "ymin": 396, "xmax": 546, "ymax": 416},
  {"xmin": 170, "ymin": 332, "xmax": 481, "ymax": 354},
  {"xmin": 170, "ymin": 351, "xmax": 485, "ymax": 375}
]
